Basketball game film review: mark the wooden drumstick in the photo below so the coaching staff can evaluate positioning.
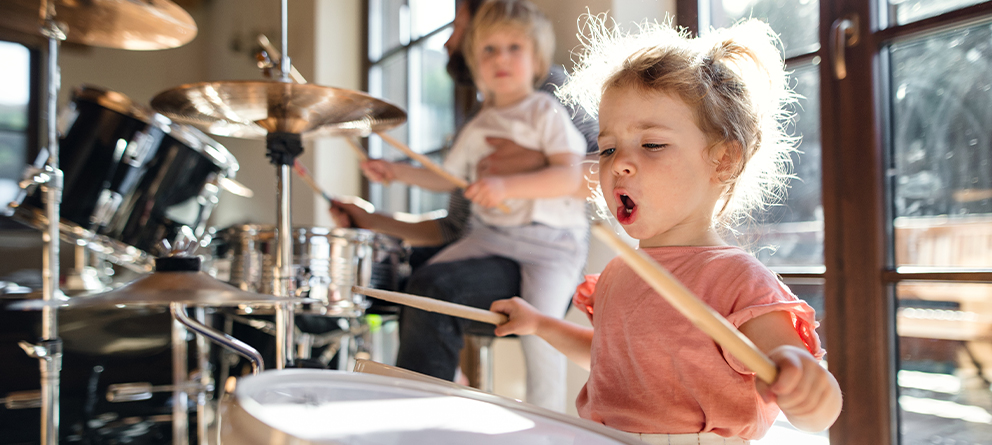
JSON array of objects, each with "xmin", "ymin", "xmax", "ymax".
[
  {"xmin": 293, "ymin": 159, "xmax": 333, "ymax": 202},
  {"xmin": 590, "ymin": 223, "xmax": 779, "ymax": 384},
  {"xmin": 344, "ymin": 137, "xmax": 370, "ymax": 163},
  {"xmin": 375, "ymin": 131, "xmax": 511, "ymax": 214},
  {"xmin": 353, "ymin": 286, "xmax": 508, "ymax": 326}
]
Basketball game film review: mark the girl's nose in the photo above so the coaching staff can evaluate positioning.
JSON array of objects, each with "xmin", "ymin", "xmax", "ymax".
[{"xmin": 612, "ymin": 149, "xmax": 635, "ymax": 176}]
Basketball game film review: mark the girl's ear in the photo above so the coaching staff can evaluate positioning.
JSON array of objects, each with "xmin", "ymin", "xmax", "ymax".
[{"xmin": 711, "ymin": 141, "xmax": 743, "ymax": 183}]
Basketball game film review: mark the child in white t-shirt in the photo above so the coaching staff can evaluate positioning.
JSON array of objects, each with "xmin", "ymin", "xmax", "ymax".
[{"xmin": 360, "ymin": 0, "xmax": 588, "ymax": 411}]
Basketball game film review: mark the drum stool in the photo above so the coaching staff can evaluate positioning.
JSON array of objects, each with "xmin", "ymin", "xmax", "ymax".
[{"xmin": 462, "ymin": 324, "xmax": 499, "ymax": 392}]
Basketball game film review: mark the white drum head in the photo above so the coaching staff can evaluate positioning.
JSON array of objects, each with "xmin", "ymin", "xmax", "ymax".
[{"xmin": 222, "ymin": 369, "xmax": 641, "ymax": 445}]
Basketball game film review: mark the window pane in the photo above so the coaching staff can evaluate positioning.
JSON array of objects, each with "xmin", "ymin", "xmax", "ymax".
[
  {"xmin": 0, "ymin": 41, "xmax": 30, "ymax": 209},
  {"xmin": 369, "ymin": 0, "xmax": 408, "ymax": 61},
  {"xmin": 368, "ymin": 52, "xmax": 408, "ymax": 162},
  {"xmin": 885, "ymin": 0, "xmax": 987, "ymax": 27},
  {"xmin": 889, "ymin": 22, "xmax": 992, "ymax": 269},
  {"xmin": 732, "ymin": 62, "xmax": 823, "ymax": 270},
  {"xmin": 896, "ymin": 282, "xmax": 992, "ymax": 444},
  {"xmin": 410, "ymin": 0, "xmax": 455, "ymax": 39},
  {"xmin": 704, "ymin": 0, "xmax": 819, "ymax": 59},
  {"xmin": 409, "ymin": 30, "xmax": 455, "ymax": 154}
]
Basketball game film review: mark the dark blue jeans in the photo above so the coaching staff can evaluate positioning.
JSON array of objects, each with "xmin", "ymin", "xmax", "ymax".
[{"xmin": 394, "ymin": 256, "xmax": 521, "ymax": 381}]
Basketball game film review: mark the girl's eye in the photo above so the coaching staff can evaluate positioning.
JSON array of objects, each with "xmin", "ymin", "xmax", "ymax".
[
  {"xmin": 599, "ymin": 147, "xmax": 615, "ymax": 157},
  {"xmin": 643, "ymin": 143, "xmax": 667, "ymax": 150},
  {"xmin": 510, "ymin": 44, "xmax": 521, "ymax": 51}
]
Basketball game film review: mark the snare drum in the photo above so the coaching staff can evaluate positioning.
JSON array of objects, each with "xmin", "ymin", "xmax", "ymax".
[
  {"xmin": 210, "ymin": 226, "xmax": 408, "ymax": 316},
  {"xmin": 220, "ymin": 369, "xmax": 642, "ymax": 445},
  {"xmin": 15, "ymin": 85, "xmax": 239, "ymax": 270}
]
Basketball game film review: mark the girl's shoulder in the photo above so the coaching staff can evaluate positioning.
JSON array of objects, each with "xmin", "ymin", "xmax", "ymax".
[{"xmin": 640, "ymin": 245, "xmax": 785, "ymax": 294}]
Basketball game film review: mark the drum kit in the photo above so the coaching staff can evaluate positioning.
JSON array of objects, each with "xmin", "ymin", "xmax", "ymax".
[{"xmin": 0, "ymin": 1, "xmax": 642, "ymax": 444}]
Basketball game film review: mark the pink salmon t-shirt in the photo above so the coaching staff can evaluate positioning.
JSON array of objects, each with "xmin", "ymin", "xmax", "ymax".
[{"xmin": 572, "ymin": 246, "xmax": 823, "ymax": 440}]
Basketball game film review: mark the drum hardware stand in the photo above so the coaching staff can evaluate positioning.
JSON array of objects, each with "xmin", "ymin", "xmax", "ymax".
[
  {"xmin": 154, "ymin": 246, "xmax": 264, "ymax": 445},
  {"xmin": 263, "ymin": 0, "xmax": 298, "ymax": 370},
  {"xmin": 267, "ymin": 131, "xmax": 300, "ymax": 370},
  {"xmin": 64, "ymin": 244, "xmax": 109, "ymax": 293},
  {"xmin": 15, "ymin": 6, "xmax": 70, "ymax": 445}
]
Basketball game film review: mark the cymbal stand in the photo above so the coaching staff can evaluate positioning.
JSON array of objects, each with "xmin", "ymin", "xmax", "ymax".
[
  {"xmin": 268, "ymin": 133, "xmax": 299, "ymax": 369},
  {"xmin": 269, "ymin": 0, "xmax": 297, "ymax": 369},
  {"xmin": 18, "ymin": 4, "xmax": 67, "ymax": 445}
]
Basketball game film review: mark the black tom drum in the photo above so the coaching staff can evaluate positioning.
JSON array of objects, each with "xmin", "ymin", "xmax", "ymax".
[{"xmin": 15, "ymin": 85, "xmax": 239, "ymax": 270}]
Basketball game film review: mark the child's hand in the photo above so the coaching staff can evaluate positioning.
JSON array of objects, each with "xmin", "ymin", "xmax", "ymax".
[
  {"xmin": 360, "ymin": 159, "xmax": 396, "ymax": 183},
  {"xmin": 490, "ymin": 297, "xmax": 545, "ymax": 337},
  {"xmin": 465, "ymin": 177, "xmax": 508, "ymax": 208},
  {"xmin": 757, "ymin": 345, "xmax": 842, "ymax": 432}
]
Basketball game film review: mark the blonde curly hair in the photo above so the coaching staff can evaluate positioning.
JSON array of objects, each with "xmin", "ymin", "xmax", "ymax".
[{"xmin": 559, "ymin": 16, "xmax": 799, "ymax": 225}]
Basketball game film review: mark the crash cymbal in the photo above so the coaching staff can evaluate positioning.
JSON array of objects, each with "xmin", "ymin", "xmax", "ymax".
[
  {"xmin": 0, "ymin": 0, "xmax": 196, "ymax": 50},
  {"xmin": 150, "ymin": 80, "xmax": 407, "ymax": 139}
]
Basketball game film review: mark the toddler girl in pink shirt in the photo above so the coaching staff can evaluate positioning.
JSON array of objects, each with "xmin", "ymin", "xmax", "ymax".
[{"xmin": 490, "ymin": 18, "xmax": 843, "ymax": 444}]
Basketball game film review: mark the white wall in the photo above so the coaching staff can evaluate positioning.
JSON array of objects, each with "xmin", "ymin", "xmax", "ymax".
[{"xmin": 311, "ymin": 0, "xmax": 366, "ymax": 228}]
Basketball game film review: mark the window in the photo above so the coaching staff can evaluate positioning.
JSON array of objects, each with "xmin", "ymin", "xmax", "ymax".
[
  {"xmin": 680, "ymin": 0, "xmax": 992, "ymax": 443},
  {"xmin": 367, "ymin": 0, "xmax": 457, "ymax": 214}
]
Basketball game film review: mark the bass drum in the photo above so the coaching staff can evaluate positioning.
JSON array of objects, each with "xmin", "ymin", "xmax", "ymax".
[
  {"xmin": 14, "ymin": 85, "xmax": 239, "ymax": 270},
  {"xmin": 220, "ymin": 369, "xmax": 643, "ymax": 445},
  {"xmin": 209, "ymin": 226, "xmax": 408, "ymax": 317}
]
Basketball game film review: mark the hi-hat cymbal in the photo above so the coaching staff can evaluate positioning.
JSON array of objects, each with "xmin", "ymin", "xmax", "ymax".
[
  {"xmin": 9, "ymin": 272, "xmax": 307, "ymax": 309},
  {"xmin": 150, "ymin": 81, "xmax": 407, "ymax": 139},
  {"xmin": 0, "ymin": 0, "xmax": 197, "ymax": 50}
]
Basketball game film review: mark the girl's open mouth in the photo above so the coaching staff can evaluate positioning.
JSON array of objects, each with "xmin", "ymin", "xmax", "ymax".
[{"xmin": 616, "ymin": 192, "xmax": 636, "ymax": 224}]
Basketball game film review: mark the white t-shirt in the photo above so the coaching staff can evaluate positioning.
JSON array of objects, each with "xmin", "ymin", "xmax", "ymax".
[{"xmin": 443, "ymin": 92, "xmax": 588, "ymax": 229}]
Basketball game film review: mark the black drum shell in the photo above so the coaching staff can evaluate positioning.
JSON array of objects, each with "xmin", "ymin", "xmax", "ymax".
[{"xmin": 22, "ymin": 86, "xmax": 237, "ymax": 260}]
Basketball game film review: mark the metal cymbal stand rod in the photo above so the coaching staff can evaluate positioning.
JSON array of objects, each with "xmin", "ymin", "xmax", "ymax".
[
  {"xmin": 20, "ymin": 5, "xmax": 68, "ymax": 445},
  {"xmin": 194, "ymin": 308, "xmax": 210, "ymax": 445},
  {"xmin": 266, "ymin": 0, "xmax": 298, "ymax": 370},
  {"xmin": 268, "ymin": 133, "xmax": 300, "ymax": 369},
  {"xmin": 171, "ymin": 310, "xmax": 189, "ymax": 445},
  {"xmin": 279, "ymin": 0, "xmax": 291, "ymax": 83}
]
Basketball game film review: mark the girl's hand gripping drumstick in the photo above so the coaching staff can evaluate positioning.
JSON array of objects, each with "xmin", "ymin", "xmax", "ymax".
[
  {"xmin": 375, "ymin": 131, "xmax": 512, "ymax": 214},
  {"xmin": 352, "ymin": 286, "xmax": 508, "ymax": 326},
  {"xmin": 590, "ymin": 222, "xmax": 778, "ymax": 384}
]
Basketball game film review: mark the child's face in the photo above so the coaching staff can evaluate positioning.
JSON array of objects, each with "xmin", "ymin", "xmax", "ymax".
[
  {"xmin": 473, "ymin": 27, "xmax": 536, "ymax": 105},
  {"xmin": 597, "ymin": 85, "xmax": 728, "ymax": 247}
]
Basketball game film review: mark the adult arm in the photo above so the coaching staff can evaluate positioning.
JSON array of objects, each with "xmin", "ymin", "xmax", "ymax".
[
  {"xmin": 738, "ymin": 311, "xmax": 843, "ymax": 432},
  {"xmin": 330, "ymin": 200, "xmax": 444, "ymax": 247},
  {"xmin": 490, "ymin": 297, "xmax": 594, "ymax": 370}
]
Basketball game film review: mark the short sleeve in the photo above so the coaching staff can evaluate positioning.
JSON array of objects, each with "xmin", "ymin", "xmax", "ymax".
[
  {"xmin": 722, "ymin": 300, "xmax": 825, "ymax": 375},
  {"xmin": 572, "ymin": 274, "xmax": 600, "ymax": 322}
]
